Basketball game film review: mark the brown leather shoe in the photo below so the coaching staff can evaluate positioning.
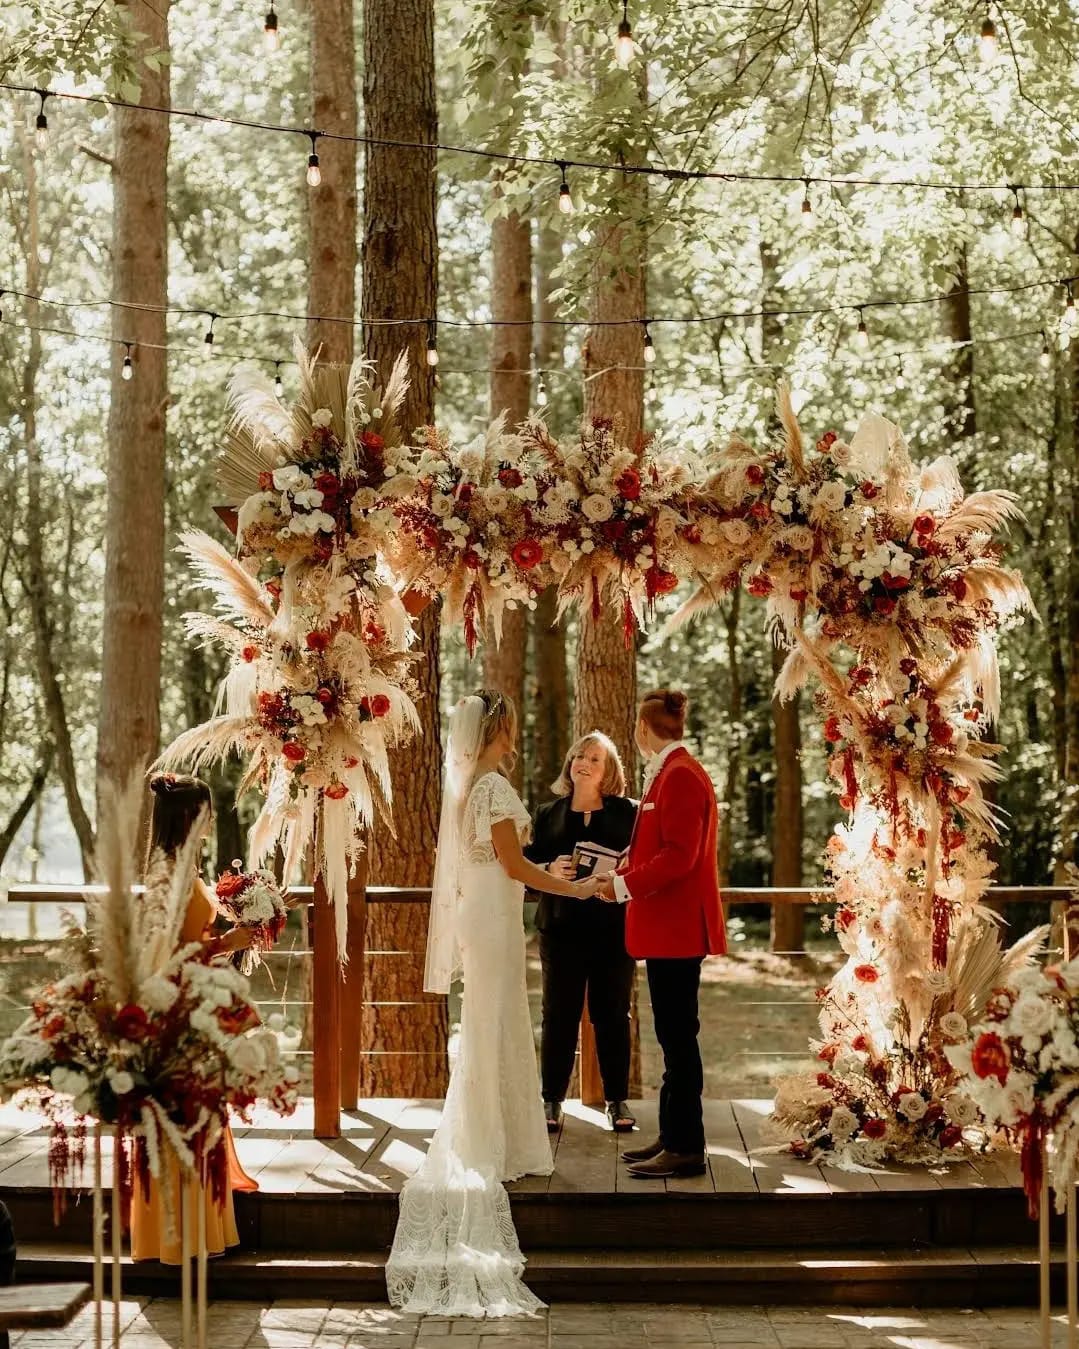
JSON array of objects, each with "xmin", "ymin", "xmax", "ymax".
[
  {"xmin": 621, "ymin": 1136, "xmax": 663, "ymax": 1164},
  {"xmin": 626, "ymin": 1149, "xmax": 707, "ymax": 1179}
]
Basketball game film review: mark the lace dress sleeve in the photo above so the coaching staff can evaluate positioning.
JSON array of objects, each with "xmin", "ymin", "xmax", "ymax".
[{"xmin": 468, "ymin": 774, "xmax": 532, "ymax": 858}]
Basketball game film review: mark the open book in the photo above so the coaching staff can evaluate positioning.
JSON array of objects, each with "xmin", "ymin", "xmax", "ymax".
[{"xmin": 572, "ymin": 840, "xmax": 624, "ymax": 879}]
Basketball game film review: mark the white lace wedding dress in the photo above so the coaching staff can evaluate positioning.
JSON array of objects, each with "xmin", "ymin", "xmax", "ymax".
[{"xmin": 386, "ymin": 771, "xmax": 553, "ymax": 1317}]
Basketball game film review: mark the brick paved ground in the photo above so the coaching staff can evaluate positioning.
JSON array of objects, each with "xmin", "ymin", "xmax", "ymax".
[{"xmin": 9, "ymin": 1299, "xmax": 1076, "ymax": 1349}]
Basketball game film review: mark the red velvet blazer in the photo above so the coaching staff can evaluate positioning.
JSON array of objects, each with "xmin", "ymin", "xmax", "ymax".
[{"xmin": 620, "ymin": 747, "xmax": 726, "ymax": 960}]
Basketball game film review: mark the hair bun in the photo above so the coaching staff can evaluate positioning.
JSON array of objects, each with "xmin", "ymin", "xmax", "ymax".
[
  {"xmin": 149, "ymin": 772, "xmax": 175, "ymax": 796},
  {"xmin": 665, "ymin": 691, "xmax": 688, "ymax": 713}
]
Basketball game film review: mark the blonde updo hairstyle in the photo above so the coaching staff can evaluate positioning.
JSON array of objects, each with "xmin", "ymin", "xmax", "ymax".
[
  {"xmin": 474, "ymin": 687, "xmax": 518, "ymax": 764},
  {"xmin": 551, "ymin": 731, "xmax": 627, "ymax": 798}
]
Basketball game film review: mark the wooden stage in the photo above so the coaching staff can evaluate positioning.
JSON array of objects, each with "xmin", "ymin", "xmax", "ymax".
[{"xmin": 0, "ymin": 1098, "xmax": 1063, "ymax": 1306}]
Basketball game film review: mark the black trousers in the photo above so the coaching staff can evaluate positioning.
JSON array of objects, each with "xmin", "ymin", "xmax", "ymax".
[
  {"xmin": 539, "ymin": 916, "xmax": 636, "ymax": 1103},
  {"xmin": 646, "ymin": 956, "xmax": 705, "ymax": 1155}
]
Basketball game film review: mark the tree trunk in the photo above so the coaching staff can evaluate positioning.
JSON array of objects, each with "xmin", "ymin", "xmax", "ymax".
[
  {"xmin": 360, "ymin": 0, "xmax": 447, "ymax": 1097},
  {"xmin": 307, "ymin": 0, "xmax": 357, "ymax": 364},
  {"xmin": 97, "ymin": 0, "xmax": 170, "ymax": 815},
  {"xmin": 1061, "ymin": 236, "xmax": 1079, "ymax": 873},
  {"xmin": 759, "ymin": 242, "xmax": 804, "ymax": 951},
  {"xmin": 942, "ymin": 244, "xmax": 979, "ymax": 482},
  {"xmin": 19, "ymin": 132, "xmax": 96, "ymax": 876},
  {"xmin": 0, "ymin": 746, "xmax": 53, "ymax": 873},
  {"xmin": 482, "ymin": 197, "xmax": 532, "ymax": 790}
]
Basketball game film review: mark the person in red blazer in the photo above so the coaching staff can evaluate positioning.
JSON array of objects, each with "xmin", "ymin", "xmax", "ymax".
[{"xmin": 597, "ymin": 689, "xmax": 725, "ymax": 1178}]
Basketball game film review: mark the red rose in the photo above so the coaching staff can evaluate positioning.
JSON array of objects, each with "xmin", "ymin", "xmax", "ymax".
[
  {"xmin": 648, "ymin": 568, "xmax": 679, "ymax": 596},
  {"xmin": 498, "ymin": 467, "xmax": 523, "ymax": 489},
  {"xmin": 361, "ymin": 693, "xmax": 391, "ymax": 718},
  {"xmin": 463, "ymin": 549, "xmax": 482, "ymax": 570},
  {"xmin": 282, "ymin": 741, "xmax": 306, "ymax": 763},
  {"xmin": 924, "ymin": 1103, "xmax": 945, "ymax": 1125},
  {"xmin": 930, "ymin": 721, "xmax": 954, "ymax": 745},
  {"xmin": 816, "ymin": 1072, "xmax": 836, "ymax": 1089},
  {"xmin": 242, "ymin": 646, "xmax": 258, "ymax": 663},
  {"xmin": 747, "ymin": 574, "xmax": 772, "ymax": 598},
  {"xmin": 306, "ymin": 631, "xmax": 330, "ymax": 653},
  {"xmin": 824, "ymin": 716, "xmax": 843, "ymax": 743},
  {"xmin": 818, "ymin": 1043, "xmax": 839, "ymax": 1064},
  {"xmin": 215, "ymin": 870, "xmax": 250, "ymax": 901},
  {"xmin": 745, "ymin": 464, "xmax": 765, "ymax": 486},
  {"xmin": 456, "ymin": 483, "xmax": 475, "ymax": 506},
  {"xmin": 971, "ymin": 1031, "xmax": 1010, "ymax": 1086},
  {"xmin": 316, "ymin": 687, "xmax": 334, "ymax": 706},
  {"xmin": 683, "ymin": 525, "xmax": 702, "ymax": 545},
  {"xmin": 863, "ymin": 1117, "xmax": 887, "ymax": 1139},
  {"xmin": 512, "ymin": 539, "xmax": 543, "ymax": 570},
  {"xmin": 360, "ymin": 431, "xmax": 384, "ymax": 452},
  {"xmin": 325, "ymin": 781, "xmax": 349, "ymax": 800},
  {"xmin": 749, "ymin": 501, "xmax": 771, "ymax": 519},
  {"xmin": 939, "ymin": 1125, "xmax": 963, "ymax": 1148},
  {"xmin": 42, "ymin": 1015, "xmax": 66, "ymax": 1040},
  {"xmin": 789, "ymin": 586, "xmax": 808, "ymax": 603},
  {"xmin": 817, "ymin": 431, "xmax": 837, "ymax": 451},
  {"xmin": 873, "ymin": 595, "xmax": 896, "ymax": 615},
  {"xmin": 860, "ymin": 481, "xmax": 878, "ymax": 499},
  {"xmin": 851, "ymin": 1034, "xmax": 869, "ymax": 1052},
  {"xmin": 363, "ymin": 622, "xmax": 385, "ymax": 646},
  {"xmin": 854, "ymin": 964, "xmax": 879, "ymax": 984},
  {"xmin": 914, "ymin": 513, "xmax": 936, "ymax": 536},
  {"xmin": 835, "ymin": 907, "xmax": 856, "ymax": 932},
  {"xmin": 314, "ymin": 471, "xmax": 340, "ymax": 497},
  {"xmin": 115, "ymin": 1004, "xmax": 149, "ymax": 1041},
  {"xmin": 616, "ymin": 468, "xmax": 642, "ymax": 500},
  {"xmin": 258, "ymin": 470, "xmax": 275, "ymax": 490},
  {"xmin": 881, "ymin": 571, "xmax": 911, "ymax": 592},
  {"xmin": 850, "ymin": 666, "xmax": 872, "ymax": 689}
]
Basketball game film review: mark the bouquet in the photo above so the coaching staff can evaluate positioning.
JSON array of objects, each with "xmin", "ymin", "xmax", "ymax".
[{"xmin": 214, "ymin": 862, "xmax": 290, "ymax": 973}]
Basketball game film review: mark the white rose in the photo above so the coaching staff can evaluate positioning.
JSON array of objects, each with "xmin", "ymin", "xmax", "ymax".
[
  {"xmin": 924, "ymin": 970, "xmax": 951, "ymax": 996},
  {"xmin": 945, "ymin": 1093, "xmax": 978, "ymax": 1126},
  {"xmin": 483, "ymin": 486, "xmax": 510, "ymax": 514},
  {"xmin": 1012, "ymin": 994, "xmax": 1054, "ymax": 1044},
  {"xmin": 828, "ymin": 1105, "xmax": 858, "ymax": 1143},
  {"xmin": 654, "ymin": 511, "xmax": 678, "ymax": 542},
  {"xmin": 431, "ymin": 493, "xmax": 454, "ymax": 519},
  {"xmin": 352, "ymin": 488, "xmax": 378, "ymax": 511},
  {"xmin": 581, "ymin": 493, "xmax": 614, "ymax": 523},
  {"xmin": 720, "ymin": 518, "xmax": 751, "ymax": 546},
  {"xmin": 108, "ymin": 1071, "xmax": 135, "ymax": 1096},
  {"xmin": 939, "ymin": 1012, "xmax": 968, "ymax": 1040},
  {"xmin": 898, "ymin": 1091, "xmax": 928, "ymax": 1121},
  {"xmin": 784, "ymin": 525, "xmax": 815, "ymax": 552},
  {"xmin": 814, "ymin": 481, "xmax": 848, "ymax": 515},
  {"xmin": 310, "ymin": 408, "xmax": 333, "ymax": 428}
]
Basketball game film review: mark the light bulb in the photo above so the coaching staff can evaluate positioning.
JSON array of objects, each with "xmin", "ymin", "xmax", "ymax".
[
  {"xmin": 615, "ymin": 19, "xmax": 634, "ymax": 67},
  {"xmin": 855, "ymin": 311, "xmax": 870, "ymax": 351},
  {"xmin": 1039, "ymin": 333, "xmax": 1051, "ymax": 368},
  {"xmin": 264, "ymin": 5, "xmax": 280, "ymax": 52},
  {"xmin": 800, "ymin": 180, "xmax": 813, "ymax": 226},
  {"xmin": 307, "ymin": 152, "xmax": 321, "ymax": 187},
  {"xmin": 643, "ymin": 324, "xmax": 655, "ymax": 364},
  {"xmin": 35, "ymin": 112, "xmax": 48, "ymax": 151},
  {"xmin": 537, "ymin": 378, "xmax": 548, "ymax": 408},
  {"xmin": 426, "ymin": 324, "xmax": 439, "ymax": 366},
  {"xmin": 1011, "ymin": 204, "xmax": 1026, "ymax": 237},
  {"xmin": 121, "ymin": 351, "xmax": 134, "ymax": 380},
  {"xmin": 979, "ymin": 16, "xmax": 998, "ymax": 65},
  {"xmin": 274, "ymin": 365, "xmax": 284, "ymax": 397},
  {"xmin": 557, "ymin": 163, "xmax": 574, "ymax": 215}
]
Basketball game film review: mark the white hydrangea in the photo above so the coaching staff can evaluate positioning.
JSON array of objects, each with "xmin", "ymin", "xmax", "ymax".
[
  {"xmin": 310, "ymin": 408, "xmax": 334, "ymax": 428},
  {"xmin": 140, "ymin": 975, "xmax": 179, "ymax": 1014}
]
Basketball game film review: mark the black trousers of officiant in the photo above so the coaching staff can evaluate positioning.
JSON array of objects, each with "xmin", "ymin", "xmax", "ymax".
[
  {"xmin": 646, "ymin": 956, "xmax": 706, "ymax": 1155},
  {"xmin": 539, "ymin": 902, "xmax": 636, "ymax": 1103}
]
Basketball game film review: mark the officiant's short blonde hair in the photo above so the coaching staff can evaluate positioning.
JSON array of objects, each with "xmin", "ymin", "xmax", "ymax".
[{"xmin": 551, "ymin": 732, "xmax": 627, "ymax": 799}]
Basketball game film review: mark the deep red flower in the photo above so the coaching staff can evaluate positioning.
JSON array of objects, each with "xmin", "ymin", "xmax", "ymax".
[
  {"xmin": 873, "ymin": 595, "xmax": 896, "ymax": 615},
  {"xmin": 971, "ymin": 1032, "xmax": 1010, "ymax": 1086},
  {"xmin": 914, "ymin": 513, "xmax": 936, "ymax": 536},
  {"xmin": 881, "ymin": 571, "xmax": 911, "ymax": 592},
  {"xmin": 361, "ymin": 693, "xmax": 391, "ymax": 718},
  {"xmin": 745, "ymin": 464, "xmax": 765, "ymax": 486},
  {"xmin": 360, "ymin": 431, "xmax": 384, "ymax": 452},
  {"xmin": 839, "ymin": 792, "xmax": 856, "ymax": 811},
  {"xmin": 316, "ymin": 687, "xmax": 334, "ymax": 706},
  {"xmin": 325, "ymin": 781, "xmax": 349, "ymax": 800},
  {"xmin": 115, "ymin": 1004, "xmax": 149, "ymax": 1041},
  {"xmin": 648, "ymin": 568, "xmax": 679, "ymax": 596},
  {"xmin": 924, "ymin": 1103, "xmax": 945, "ymax": 1125},
  {"xmin": 616, "ymin": 467, "xmax": 642, "ymax": 500},
  {"xmin": 216, "ymin": 870, "xmax": 250, "ymax": 901},
  {"xmin": 950, "ymin": 577, "xmax": 968, "ymax": 602},
  {"xmin": 863, "ymin": 1117, "xmax": 887, "ymax": 1139},
  {"xmin": 512, "ymin": 539, "xmax": 543, "ymax": 570},
  {"xmin": 854, "ymin": 964, "xmax": 880, "ymax": 984},
  {"xmin": 748, "ymin": 501, "xmax": 771, "ymax": 519},
  {"xmin": 42, "ymin": 1015, "xmax": 66, "ymax": 1040},
  {"xmin": 457, "ymin": 483, "xmax": 475, "ymax": 506},
  {"xmin": 363, "ymin": 622, "xmax": 385, "ymax": 646},
  {"xmin": 747, "ymin": 574, "xmax": 773, "ymax": 598},
  {"xmin": 835, "ymin": 907, "xmax": 856, "ymax": 932},
  {"xmin": 463, "ymin": 549, "xmax": 482, "ymax": 570},
  {"xmin": 282, "ymin": 741, "xmax": 306, "ymax": 763},
  {"xmin": 683, "ymin": 524, "xmax": 702, "ymax": 544},
  {"xmin": 816, "ymin": 1072, "xmax": 836, "ymax": 1089},
  {"xmin": 851, "ymin": 1034, "xmax": 869, "ymax": 1052},
  {"xmin": 306, "ymin": 630, "xmax": 330, "ymax": 653},
  {"xmin": 939, "ymin": 1124, "xmax": 963, "ymax": 1148},
  {"xmin": 930, "ymin": 721, "xmax": 954, "ymax": 745},
  {"xmin": 789, "ymin": 586, "xmax": 808, "ymax": 602},
  {"xmin": 824, "ymin": 716, "xmax": 843, "ymax": 743},
  {"xmin": 421, "ymin": 525, "xmax": 442, "ymax": 551},
  {"xmin": 242, "ymin": 646, "xmax": 258, "ymax": 663},
  {"xmin": 818, "ymin": 1043, "xmax": 839, "ymax": 1064},
  {"xmin": 899, "ymin": 657, "xmax": 918, "ymax": 676},
  {"xmin": 860, "ymin": 481, "xmax": 878, "ymax": 499},
  {"xmin": 258, "ymin": 471, "xmax": 275, "ymax": 491},
  {"xmin": 314, "ymin": 471, "xmax": 340, "ymax": 495},
  {"xmin": 498, "ymin": 467, "xmax": 523, "ymax": 489},
  {"xmin": 817, "ymin": 431, "xmax": 838, "ymax": 451},
  {"xmin": 849, "ymin": 666, "xmax": 873, "ymax": 689}
]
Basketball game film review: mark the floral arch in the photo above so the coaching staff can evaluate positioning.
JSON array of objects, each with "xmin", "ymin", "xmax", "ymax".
[{"xmin": 161, "ymin": 348, "xmax": 1031, "ymax": 1163}]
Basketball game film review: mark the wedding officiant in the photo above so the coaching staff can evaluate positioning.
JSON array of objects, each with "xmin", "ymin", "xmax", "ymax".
[{"xmin": 526, "ymin": 732, "xmax": 637, "ymax": 1134}]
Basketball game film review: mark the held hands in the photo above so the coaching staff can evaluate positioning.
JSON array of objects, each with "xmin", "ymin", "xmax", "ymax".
[
  {"xmin": 595, "ymin": 875, "xmax": 618, "ymax": 904},
  {"xmin": 547, "ymin": 855, "xmax": 577, "ymax": 881},
  {"xmin": 573, "ymin": 875, "xmax": 601, "ymax": 900}
]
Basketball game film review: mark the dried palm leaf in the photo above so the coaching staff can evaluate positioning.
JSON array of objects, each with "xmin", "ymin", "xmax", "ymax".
[{"xmin": 179, "ymin": 531, "xmax": 275, "ymax": 628}]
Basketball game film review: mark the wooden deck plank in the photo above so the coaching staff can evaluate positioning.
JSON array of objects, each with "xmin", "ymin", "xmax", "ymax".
[
  {"xmin": 698, "ymin": 1099, "xmax": 756, "ymax": 1194},
  {"xmin": 547, "ymin": 1103, "xmax": 618, "ymax": 1194},
  {"xmin": 731, "ymin": 1099, "xmax": 830, "ymax": 1196},
  {"xmin": 361, "ymin": 1100, "xmax": 443, "ymax": 1191},
  {"xmin": 616, "ymin": 1098, "xmax": 664, "ymax": 1195},
  {"xmin": 869, "ymin": 1161, "xmax": 944, "ymax": 1191},
  {"xmin": 296, "ymin": 1104, "xmax": 407, "ymax": 1194}
]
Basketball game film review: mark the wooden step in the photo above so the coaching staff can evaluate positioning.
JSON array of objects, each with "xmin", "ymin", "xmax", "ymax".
[{"xmin": 11, "ymin": 1242, "xmax": 1061, "ymax": 1306}]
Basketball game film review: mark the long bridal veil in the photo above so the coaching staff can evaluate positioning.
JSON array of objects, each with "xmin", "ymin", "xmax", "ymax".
[{"xmin": 386, "ymin": 695, "xmax": 545, "ymax": 1318}]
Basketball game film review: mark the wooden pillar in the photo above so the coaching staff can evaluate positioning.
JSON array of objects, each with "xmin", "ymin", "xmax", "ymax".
[
  {"xmin": 311, "ymin": 870, "xmax": 341, "ymax": 1138},
  {"xmin": 579, "ymin": 1012, "xmax": 604, "ymax": 1107},
  {"xmin": 339, "ymin": 854, "xmax": 368, "ymax": 1109}
]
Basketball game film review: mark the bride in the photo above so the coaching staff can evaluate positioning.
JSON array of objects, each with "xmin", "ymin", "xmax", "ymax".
[{"xmin": 386, "ymin": 689, "xmax": 598, "ymax": 1317}]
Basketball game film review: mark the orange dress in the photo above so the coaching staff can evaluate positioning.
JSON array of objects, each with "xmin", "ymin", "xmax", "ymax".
[{"xmin": 130, "ymin": 879, "xmax": 258, "ymax": 1263}]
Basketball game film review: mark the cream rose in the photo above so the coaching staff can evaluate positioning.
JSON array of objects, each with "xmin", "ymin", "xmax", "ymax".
[
  {"xmin": 720, "ymin": 518, "xmax": 751, "ymax": 546},
  {"xmin": 939, "ymin": 1011, "xmax": 968, "ymax": 1040},
  {"xmin": 581, "ymin": 493, "xmax": 614, "ymax": 523},
  {"xmin": 828, "ymin": 1105, "xmax": 857, "ymax": 1143},
  {"xmin": 897, "ymin": 1091, "xmax": 928, "ymax": 1121}
]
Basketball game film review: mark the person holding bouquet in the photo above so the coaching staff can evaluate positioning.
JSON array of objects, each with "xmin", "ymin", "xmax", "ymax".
[
  {"xmin": 130, "ymin": 773, "xmax": 260, "ymax": 1264},
  {"xmin": 526, "ymin": 732, "xmax": 638, "ymax": 1134}
]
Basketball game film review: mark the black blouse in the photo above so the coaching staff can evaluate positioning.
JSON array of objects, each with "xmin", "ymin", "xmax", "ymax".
[{"xmin": 525, "ymin": 795, "xmax": 637, "ymax": 931}]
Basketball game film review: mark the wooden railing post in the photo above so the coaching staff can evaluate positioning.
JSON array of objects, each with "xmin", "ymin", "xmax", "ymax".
[
  {"xmin": 339, "ymin": 852, "xmax": 368, "ymax": 1110},
  {"xmin": 311, "ymin": 871, "xmax": 341, "ymax": 1139}
]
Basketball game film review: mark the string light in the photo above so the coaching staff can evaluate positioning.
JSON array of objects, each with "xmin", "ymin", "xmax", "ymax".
[
  {"xmin": 615, "ymin": 1, "xmax": 635, "ymax": 67},
  {"xmin": 274, "ymin": 361, "xmax": 284, "ymax": 396},
  {"xmin": 1009, "ymin": 185, "xmax": 1026, "ymax": 238},
  {"xmin": 121, "ymin": 342, "xmax": 134, "ymax": 380},
  {"xmin": 1039, "ymin": 331, "xmax": 1051, "ymax": 368},
  {"xmin": 204, "ymin": 313, "xmax": 217, "ymax": 346},
  {"xmin": 1063, "ymin": 280, "xmax": 1077, "ymax": 332},
  {"xmin": 855, "ymin": 307, "xmax": 871, "ymax": 351},
  {"xmin": 800, "ymin": 178, "xmax": 813, "ymax": 226},
  {"xmin": 979, "ymin": 10, "xmax": 999, "ymax": 65},
  {"xmin": 536, "ymin": 373, "xmax": 548, "ymax": 407},
  {"xmin": 557, "ymin": 161, "xmax": 574, "ymax": 215},
  {"xmin": 263, "ymin": 3, "xmax": 280, "ymax": 52},
  {"xmin": 34, "ymin": 90, "xmax": 49, "ymax": 151},
  {"xmin": 426, "ymin": 319, "xmax": 439, "ymax": 367},
  {"xmin": 306, "ymin": 132, "xmax": 321, "ymax": 187},
  {"xmin": 642, "ymin": 320, "xmax": 655, "ymax": 363}
]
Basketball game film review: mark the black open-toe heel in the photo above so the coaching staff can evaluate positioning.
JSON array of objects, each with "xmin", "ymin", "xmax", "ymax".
[
  {"xmin": 606, "ymin": 1100, "xmax": 636, "ymax": 1133},
  {"xmin": 544, "ymin": 1100, "xmax": 563, "ymax": 1132}
]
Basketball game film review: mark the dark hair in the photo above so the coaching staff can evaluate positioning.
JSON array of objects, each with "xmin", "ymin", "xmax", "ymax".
[
  {"xmin": 639, "ymin": 688, "xmax": 688, "ymax": 741},
  {"xmin": 147, "ymin": 772, "xmax": 213, "ymax": 862}
]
